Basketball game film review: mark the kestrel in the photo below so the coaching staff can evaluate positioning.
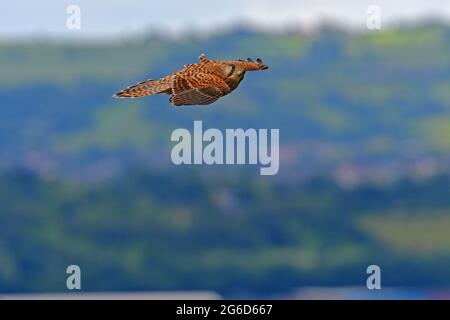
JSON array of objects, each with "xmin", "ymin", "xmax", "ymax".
[{"xmin": 113, "ymin": 53, "xmax": 268, "ymax": 106}]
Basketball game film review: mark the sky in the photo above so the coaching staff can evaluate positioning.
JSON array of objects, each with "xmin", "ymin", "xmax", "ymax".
[{"xmin": 0, "ymin": 0, "xmax": 449, "ymax": 38}]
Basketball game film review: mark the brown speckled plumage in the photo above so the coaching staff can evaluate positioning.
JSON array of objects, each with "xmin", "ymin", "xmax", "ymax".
[{"xmin": 113, "ymin": 53, "xmax": 268, "ymax": 106}]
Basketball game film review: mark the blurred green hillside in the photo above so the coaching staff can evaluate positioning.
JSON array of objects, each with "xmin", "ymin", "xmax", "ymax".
[
  {"xmin": 1, "ymin": 24, "xmax": 450, "ymax": 295},
  {"xmin": 2, "ymin": 169, "xmax": 450, "ymax": 294},
  {"xmin": 1, "ymin": 24, "xmax": 449, "ymax": 180}
]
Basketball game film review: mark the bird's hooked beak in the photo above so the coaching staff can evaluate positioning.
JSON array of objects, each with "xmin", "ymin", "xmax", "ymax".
[{"xmin": 254, "ymin": 58, "xmax": 269, "ymax": 70}]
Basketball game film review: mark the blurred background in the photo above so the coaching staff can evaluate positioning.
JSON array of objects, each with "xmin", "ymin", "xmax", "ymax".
[{"xmin": 1, "ymin": 0, "xmax": 450, "ymax": 299}]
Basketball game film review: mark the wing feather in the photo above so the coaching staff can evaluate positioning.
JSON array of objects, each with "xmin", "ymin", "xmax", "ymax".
[
  {"xmin": 170, "ymin": 73, "xmax": 230, "ymax": 106},
  {"xmin": 170, "ymin": 87, "xmax": 223, "ymax": 106}
]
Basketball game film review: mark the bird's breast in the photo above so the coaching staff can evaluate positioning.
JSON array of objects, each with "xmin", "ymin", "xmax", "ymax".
[{"xmin": 228, "ymin": 77, "xmax": 244, "ymax": 91}]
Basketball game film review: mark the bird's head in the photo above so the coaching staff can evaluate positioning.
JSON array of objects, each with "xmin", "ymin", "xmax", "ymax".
[
  {"xmin": 222, "ymin": 58, "xmax": 267, "ymax": 90},
  {"xmin": 222, "ymin": 57, "xmax": 268, "ymax": 75},
  {"xmin": 226, "ymin": 65, "xmax": 246, "ymax": 84}
]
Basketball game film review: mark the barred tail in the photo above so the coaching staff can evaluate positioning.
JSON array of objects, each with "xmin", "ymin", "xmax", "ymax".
[{"xmin": 113, "ymin": 77, "xmax": 173, "ymax": 98}]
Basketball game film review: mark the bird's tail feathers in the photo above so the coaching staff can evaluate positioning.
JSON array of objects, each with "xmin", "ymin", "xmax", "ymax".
[{"xmin": 113, "ymin": 77, "xmax": 172, "ymax": 98}]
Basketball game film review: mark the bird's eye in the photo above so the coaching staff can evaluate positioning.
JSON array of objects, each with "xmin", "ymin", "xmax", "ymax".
[{"xmin": 226, "ymin": 64, "xmax": 236, "ymax": 77}]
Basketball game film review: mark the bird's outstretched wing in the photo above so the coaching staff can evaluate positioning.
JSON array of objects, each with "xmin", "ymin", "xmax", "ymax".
[
  {"xmin": 170, "ymin": 73, "xmax": 230, "ymax": 106},
  {"xmin": 170, "ymin": 87, "xmax": 224, "ymax": 106}
]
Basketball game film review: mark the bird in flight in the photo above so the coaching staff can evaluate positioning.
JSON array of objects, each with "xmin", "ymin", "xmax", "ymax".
[{"xmin": 113, "ymin": 53, "xmax": 268, "ymax": 106}]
